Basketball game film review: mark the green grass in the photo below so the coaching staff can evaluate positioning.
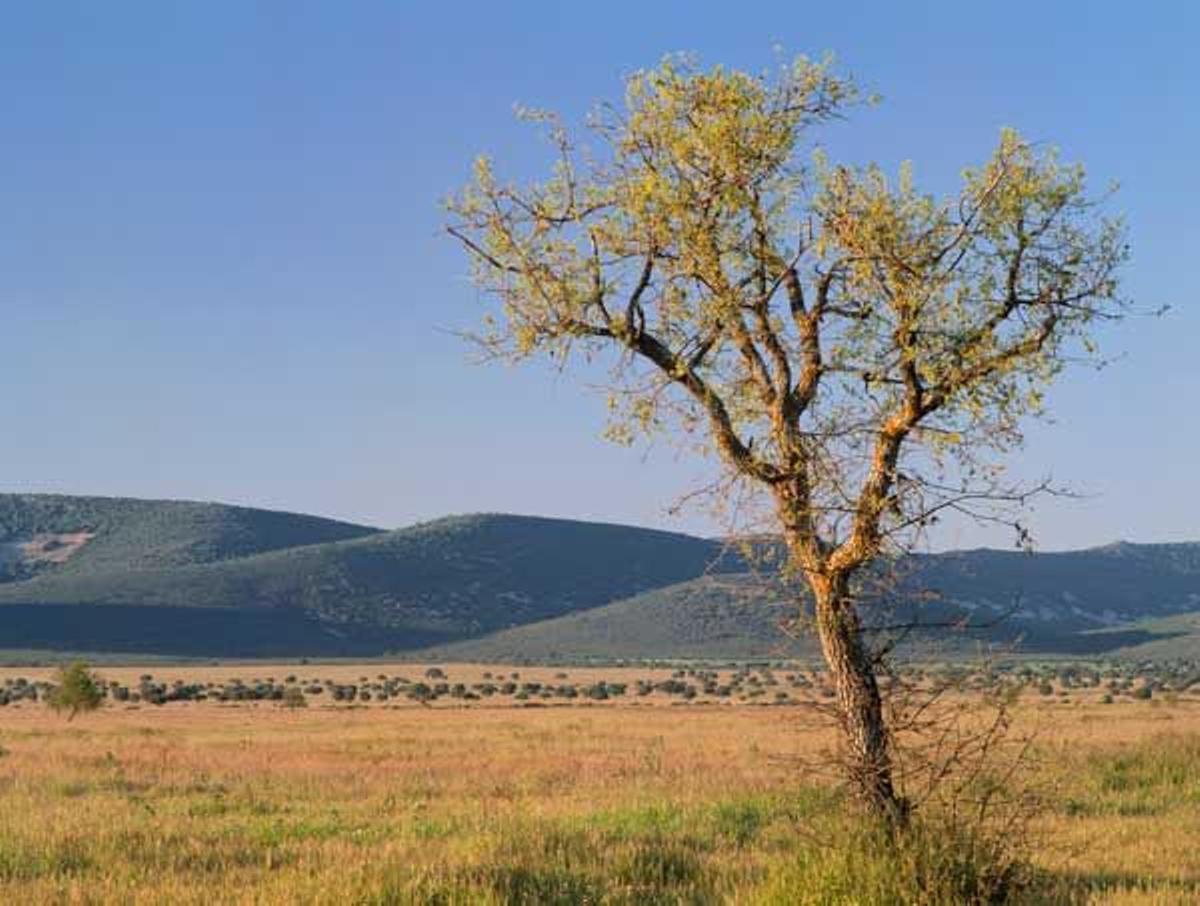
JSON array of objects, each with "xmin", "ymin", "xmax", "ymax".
[
  {"xmin": 0, "ymin": 775, "xmax": 1071, "ymax": 903},
  {"xmin": 8, "ymin": 695, "xmax": 1200, "ymax": 903},
  {"xmin": 1061, "ymin": 735, "xmax": 1200, "ymax": 818}
]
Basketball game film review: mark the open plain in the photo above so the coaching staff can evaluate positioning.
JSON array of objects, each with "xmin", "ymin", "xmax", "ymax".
[{"xmin": 2, "ymin": 662, "xmax": 1200, "ymax": 903}]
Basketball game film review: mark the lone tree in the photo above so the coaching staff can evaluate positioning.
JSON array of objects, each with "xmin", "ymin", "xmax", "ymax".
[
  {"xmin": 447, "ymin": 56, "xmax": 1126, "ymax": 821},
  {"xmin": 47, "ymin": 662, "xmax": 104, "ymax": 720}
]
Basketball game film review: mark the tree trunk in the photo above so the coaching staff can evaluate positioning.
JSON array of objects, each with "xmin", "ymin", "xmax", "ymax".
[{"xmin": 810, "ymin": 571, "xmax": 908, "ymax": 824}]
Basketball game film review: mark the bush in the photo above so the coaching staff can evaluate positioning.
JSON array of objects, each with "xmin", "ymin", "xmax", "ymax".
[
  {"xmin": 754, "ymin": 817, "xmax": 1061, "ymax": 905},
  {"xmin": 46, "ymin": 663, "xmax": 104, "ymax": 720}
]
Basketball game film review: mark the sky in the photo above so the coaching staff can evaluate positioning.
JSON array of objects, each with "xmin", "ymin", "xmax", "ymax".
[{"xmin": 3, "ymin": 1, "xmax": 1197, "ymax": 550}]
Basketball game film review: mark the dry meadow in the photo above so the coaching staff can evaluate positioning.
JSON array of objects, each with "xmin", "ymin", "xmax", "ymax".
[{"xmin": 1, "ymin": 662, "xmax": 1198, "ymax": 903}]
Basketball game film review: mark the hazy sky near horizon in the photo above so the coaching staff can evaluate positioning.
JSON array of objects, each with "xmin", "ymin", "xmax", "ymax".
[{"xmin": 3, "ymin": 1, "xmax": 1197, "ymax": 550}]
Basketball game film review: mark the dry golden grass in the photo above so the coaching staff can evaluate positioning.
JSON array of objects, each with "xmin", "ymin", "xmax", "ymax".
[{"xmin": 1, "ymin": 662, "xmax": 1198, "ymax": 903}]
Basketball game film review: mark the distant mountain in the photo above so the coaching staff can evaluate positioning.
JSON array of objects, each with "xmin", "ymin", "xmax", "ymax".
[
  {"xmin": 903, "ymin": 542, "xmax": 1200, "ymax": 628},
  {"xmin": 0, "ymin": 496, "xmax": 725, "ymax": 656},
  {"xmin": 422, "ymin": 546, "xmax": 1200, "ymax": 662},
  {"xmin": 0, "ymin": 493, "xmax": 379, "ymax": 579},
  {"xmin": 421, "ymin": 574, "xmax": 814, "ymax": 662},
  {"xmin": 0, "ymin": 493, "xmax": 1197, "ymax": 659}
]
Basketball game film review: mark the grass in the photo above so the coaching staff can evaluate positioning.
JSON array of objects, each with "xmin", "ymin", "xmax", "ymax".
[{"xmin": 1, "ymin": 666, "xmax": 1199, "ymax": 903}]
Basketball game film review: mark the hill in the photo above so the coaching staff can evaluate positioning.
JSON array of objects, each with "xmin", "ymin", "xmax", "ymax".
[
  {"xmin": 904, "ymin": 542, "xmax": 1200, "ymax": 627},
  {"xmin": 420, "ymin": 573, "xmax": 812, "ymax": 662},
  {"xmin": 0, "ymin": 493, "xmax": 380, "ymax": 580},
  {"xmin": 1, "ymin": 493, "xmax": 1197, "ymax": 659},
  {"xmin": 0, "ymin": 498, "xmax": 726, "ymax": 656},
  {"xmin": 423, "ymin": 541, "xmax": 1200, "ymax": 662},
  {"xmin": 421, "ymin": 552, "xmax": 1189, "ymax": 663}
]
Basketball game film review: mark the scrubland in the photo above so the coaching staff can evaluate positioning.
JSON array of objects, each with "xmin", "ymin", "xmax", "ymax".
[{"xmin": 1, "ymin": 663, "xmax": 1199, "ymax": 904}]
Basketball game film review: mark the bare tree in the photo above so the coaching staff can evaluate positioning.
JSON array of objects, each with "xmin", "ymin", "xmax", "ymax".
[{"xmin": 445, "ymin": 54, "xmax": 1127, "ymax": 821}]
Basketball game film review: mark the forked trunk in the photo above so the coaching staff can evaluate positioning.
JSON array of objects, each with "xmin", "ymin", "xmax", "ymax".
[{"xmin": 810, "ymin": 572, "xmax": 908, "ymax": 824}]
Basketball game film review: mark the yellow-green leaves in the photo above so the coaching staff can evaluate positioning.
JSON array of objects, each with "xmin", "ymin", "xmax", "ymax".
[{"xmin": 446, "ymin": 53, "xmax": 1127, "ymax": 559}]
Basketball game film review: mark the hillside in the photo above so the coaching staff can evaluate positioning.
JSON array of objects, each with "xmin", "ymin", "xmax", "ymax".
[
  {"xmin": 1, "ymin": 493, "xmax": 1198, "ymax": 659},
  {"xmin": 425, "ymin": 540, "xmax": 1200, "ymax": 662},
  {"xmin": 0, "ymin": 498, "xmax": 726, "ymax": 656},
  {"xmin": 421, "ymin": 573, "xmax": 813, "ymax": 661},
  {"xmin": 0, "ymin": 493, "xmax": 380, "ymax": 580},
  {"xmin": 903, "ymin": 542, "xmax": 1200, "ymax": 627},
  {"xmin": 421, "ymin": 554, "xmax": 1187, "ymax": 663}
]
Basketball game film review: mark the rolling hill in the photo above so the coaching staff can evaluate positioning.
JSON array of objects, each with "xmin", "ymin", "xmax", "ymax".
[
  {"xmin": 420, "ymin": 549, "xmax": 1197, "ymax": 663},
  {"xmin": 0, "ymin": 495, "xmax": 727, "ymax": 656},
  {"xmin": 419, "ymin": 573, "xmax": 812, "ymax": 662},
  {"xmin": 0, "ymin": 493, "xmax": 380, "ymax": 579},
  {"xmin": 0, "ymin": 493, "xmax": 1198, "ymax": 659}
]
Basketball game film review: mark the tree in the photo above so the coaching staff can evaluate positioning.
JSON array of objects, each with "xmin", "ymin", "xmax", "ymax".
[
  {"xmin": 446, "ymin": 55, "xmax": 1127, "ymax": 821},
  {"xmin": 281, "ymin": 685, "xmax": 308, "ymax": 709},
  {"xmin": 47, "ymin": 662, "xmax": 104, "ymax": 720}
]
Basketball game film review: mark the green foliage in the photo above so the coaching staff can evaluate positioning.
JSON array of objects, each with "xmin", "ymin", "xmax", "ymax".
[
  {"xmin": 425, "ymin": 540, "xmax": 1200, "ymax": 662},
  {"xmin": 0, "ymin": 502, "xmax": 726, "ymax": 657},
  {"xmin": 3, "ymin": 492, "xmax": 1200, "ymax": 660},
  {"xmin": 357, "ymin": 798, "xmax": 1056, "ymax": 905},
  {"xmin": 0, "ymin": 836, "xmax": 93, "ymax": 882},
  {"xmin": 1064, "ymin": 736, "xmax": 1200, "ymax": 819},
  {"xmin": 752, "ymin": 817, "xmax": 1064, "ymax": 905},
  {"xmin": 0, "ymin": 493, "xmax": 378, "ymax": 580},
  {"xmin": 447, "ymin": 54, "xmax": 1126, "ymax": 579},
  {"xmin": 46, "ymin": 662, "xmax": 103, "ymax": 720},
  {"xmin": 427, "ymin": 574, "xmax": 809, "ymax": 661}
]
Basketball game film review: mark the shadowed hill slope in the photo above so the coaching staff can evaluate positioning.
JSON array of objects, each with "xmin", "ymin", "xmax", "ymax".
[
  {"xmin": 421, "ymin": 542, "xmax": 1200, "ymax": 662},
  {"xmin": 1, "ymin": 494, "xmax": 1198, "ymax": 659},
  {"xmin": 420, "ymin": 573, "xmax": 812, "ymax": 661},
  {"xmin": 0, "ymin": 503, "xmax": 727, "ymax": 655}
]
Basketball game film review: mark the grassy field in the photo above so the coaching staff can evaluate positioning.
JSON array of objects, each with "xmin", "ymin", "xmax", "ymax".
[{"xmin": 2, "ymin": 662, "xmax": 1199, "ymax": 903}]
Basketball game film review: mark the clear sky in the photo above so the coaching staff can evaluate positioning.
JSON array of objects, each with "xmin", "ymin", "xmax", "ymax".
[{"xmin": 3, "ymin": 1, "xmax": 1197, "ymax": 550}]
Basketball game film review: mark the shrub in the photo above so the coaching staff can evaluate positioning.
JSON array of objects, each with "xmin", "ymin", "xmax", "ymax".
[
  {"xmin": 754, "ymin": 816, "xmax": 1060, "ymax": 905},
  {"xmin": 46, "ymin": 663, "xmax": 104, "ymax": 720}
]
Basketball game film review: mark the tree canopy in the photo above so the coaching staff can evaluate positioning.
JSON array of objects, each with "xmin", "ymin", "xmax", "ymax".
[
  {"xmin": 47, "ymin": 662, "xmax": 104, "ymax": 720},
  {"xmin": 447, "ymin": 54, "xmax": 1127, "ymax": 818},
  {"xmin": 448, "ymin": 56, "xmax": 1124, "ymax": 565}
]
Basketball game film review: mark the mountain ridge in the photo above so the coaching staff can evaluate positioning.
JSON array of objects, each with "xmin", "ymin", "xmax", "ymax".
[
  {"xmin": 0, "ymin": 496, "xmax": 727, "ymax": 655},
  {"xmin": 1, "ymin": 493, "xmax": 1198, "ymax": 659}
]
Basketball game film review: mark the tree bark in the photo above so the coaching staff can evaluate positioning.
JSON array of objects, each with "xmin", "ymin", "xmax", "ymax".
[{"xmin": 809, "ymin": 570, "xmax": 908, "ymax": 824}]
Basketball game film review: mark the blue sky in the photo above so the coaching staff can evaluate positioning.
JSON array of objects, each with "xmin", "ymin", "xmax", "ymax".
[{"xmin": 3, "ymin": 1, "xmax": 1197, "ymax": 549}]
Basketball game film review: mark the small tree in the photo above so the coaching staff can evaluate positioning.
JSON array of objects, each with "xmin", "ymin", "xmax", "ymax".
[
  {"xmin": 281, "ymin": 685, "xmax": 308, "ymax": 709},
  {"xmin": 47, "ymin": 662, "xmax": 104, "ymax": 720},
  {"xmin": 447, "ymin": 55, "xmax": 1127, "ymax": 821}
]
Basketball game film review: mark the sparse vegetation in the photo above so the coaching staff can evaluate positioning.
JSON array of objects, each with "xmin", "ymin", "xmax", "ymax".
[
  {"xmin": 8, "ymin": 659, "xmax": 1200, "ymax": 717},
  {"xmin": 0, "ymin": 661, "xmax": 1197, "ymax": 902},
  {"xmin": 5, "ymin": 495, "xmax": 1200, "ymax": 663}
]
